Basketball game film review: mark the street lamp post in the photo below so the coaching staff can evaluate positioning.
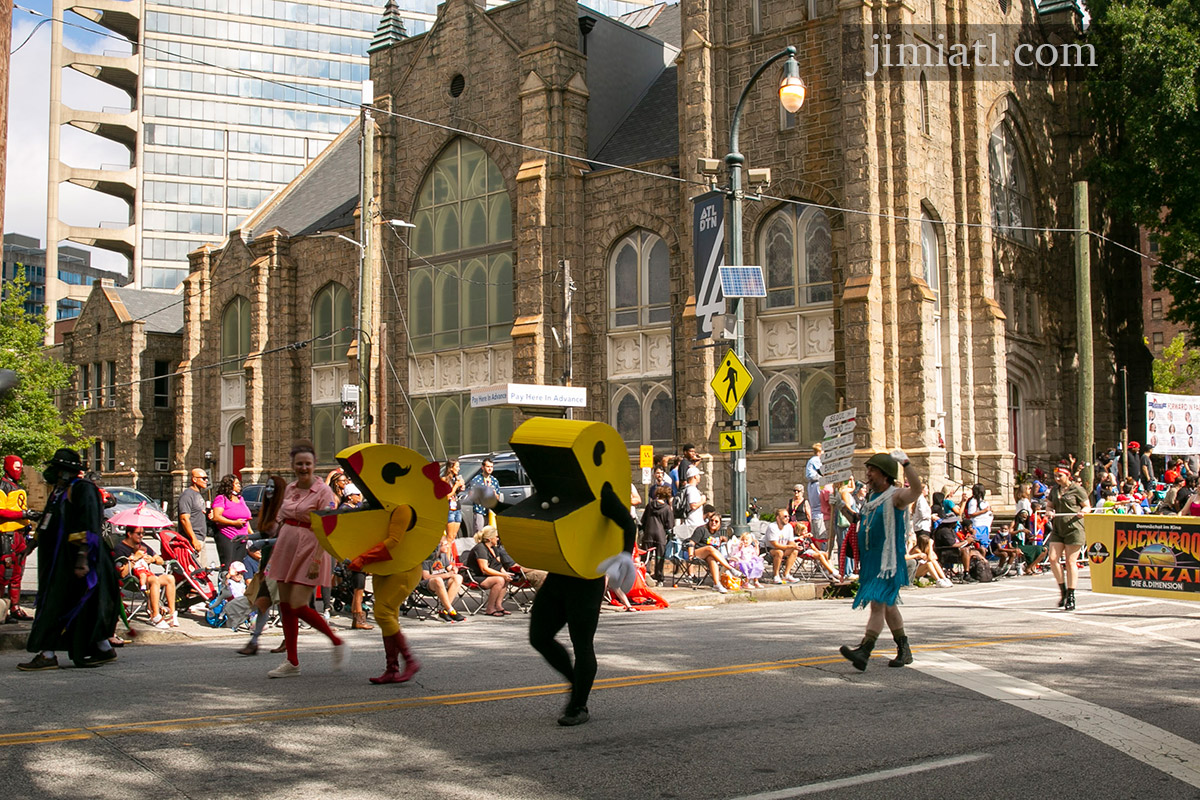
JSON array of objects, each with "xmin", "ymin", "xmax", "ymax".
[{"xmin": 724, "ymin": 46, "xmax": 805, "ymax": 535}]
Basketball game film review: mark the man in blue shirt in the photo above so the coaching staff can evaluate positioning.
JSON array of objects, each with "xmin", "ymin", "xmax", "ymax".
[
  {"xmin": 806, "ymin": 443, "xmax": 825, "ymax": 541},
  {"xmin": 467, "ymin": 458, "xmax": 500, "ymax": 533}
]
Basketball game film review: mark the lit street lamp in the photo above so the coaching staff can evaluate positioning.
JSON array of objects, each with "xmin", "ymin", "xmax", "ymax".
[{"xmin": 724, "ymin": 46, "xmax": 805, "ymax": 535}]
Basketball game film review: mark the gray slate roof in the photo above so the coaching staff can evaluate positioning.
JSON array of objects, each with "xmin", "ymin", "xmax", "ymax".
[
  {"xmin": 113, "ymin": 287, "xmax": 183, "ymax": 334},
  {"xmin": 244, "ymin": 124, "xmax": 361, "ymax": 241},
  {"xmin": 628, "ymin": 3, "xmax": 680, "ymax": 49},
  {"xmin": 592, "ymin": 64, "xmax": 678, "ymax": 168}
]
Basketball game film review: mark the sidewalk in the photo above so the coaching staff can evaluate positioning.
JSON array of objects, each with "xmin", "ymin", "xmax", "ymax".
[{"xmin": 0, "ymin": 579, "xmax": 838, "ymax": 651}]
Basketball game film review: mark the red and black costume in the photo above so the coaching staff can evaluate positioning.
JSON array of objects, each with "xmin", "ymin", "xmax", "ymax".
[{"xmin": 0, "ymin": 455, "xmax": 34, "ymax": 620}]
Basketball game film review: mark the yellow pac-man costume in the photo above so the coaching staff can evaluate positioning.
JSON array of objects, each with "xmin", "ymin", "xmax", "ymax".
[
  {"xmin": 496, "ymin": 418, "xmax": 637, "ymax": 726},
  {"xmin": 499, "ymin": 418, "xmax": 633, "ymax": 578},
  {"xmin": 310, "ymin": 443, "xmax": 451, "ymax": 684}
]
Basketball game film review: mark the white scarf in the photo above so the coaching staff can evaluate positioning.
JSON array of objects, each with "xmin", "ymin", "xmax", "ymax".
[{"xmin": 862, "ymin": 486, "xmax": 900, "ymax": 579}]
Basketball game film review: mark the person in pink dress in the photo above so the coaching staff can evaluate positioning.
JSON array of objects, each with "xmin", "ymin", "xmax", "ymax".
[{"xmin": 264, "ymin": 440, "xmax": 345, "ymax": 678}]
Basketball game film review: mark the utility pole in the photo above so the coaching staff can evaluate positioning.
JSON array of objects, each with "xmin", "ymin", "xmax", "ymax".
[
  {"xmin": 1075, "ymin": 181, "xmax": 1093, "ymax": 488},
  {"xmin": 1121, "ymin": 365, "xmax": 1128, "ymax": 479},
  {"xmin": 359, "ymin": 99, "xmax": 375, "ymax": 441},
  {"xmin": 563, "ymin": 258, "xmax": 573, "ymax": 420}
]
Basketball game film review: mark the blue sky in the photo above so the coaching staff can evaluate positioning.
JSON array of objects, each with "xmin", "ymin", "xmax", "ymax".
[{"xmin": 6, "ymin": 0, "xmax": 135, "ymax": 271}]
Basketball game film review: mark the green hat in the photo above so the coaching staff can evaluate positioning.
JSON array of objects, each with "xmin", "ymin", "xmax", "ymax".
[{"xmin": 865, "ymin": 452, "xmax": 900, "ymax": 482}]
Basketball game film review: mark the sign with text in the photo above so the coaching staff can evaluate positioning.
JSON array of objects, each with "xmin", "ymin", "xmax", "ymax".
[
  {"xmin": 692, "ymin": 191, "xmax": 725, "ymax": 340},
  {"xmin": 821, "ymin": 408, "xmax": 857, "ymax": 487},
  {"xmin": 639, "ymin": 445, "xmax": 654, "ymax": 469},
  {"xmin": 1145, "ymin": 392, "xmax": 1200, "ymax": 456},
  {"xmin": 823, "ymin": 444, "xmax": 855, "ymax": 461},
  {"xmin": 822, "ymin": 408, "xmax": 857, "ymax": 432},
  {"xmin": 822, "ymin": 456, "xmax": 853, "ymax": 474},
  {"xmin": 822, "ymin": 433, "xmax": 855, "ymax": 451},
  {"xmin": 470, "ymin": 384, "xmax": 587, "ymax": 408},
  {"xmin": 1084, "ymin": 514, "xmax": 1200, "ymax": 601},
  {"xmin": 825, "ymin": 469, "xmax": 854, "ymax": 485},
  {"xmin": 823, "ymin": 421, "xmax": 856, "ymax": 438}
]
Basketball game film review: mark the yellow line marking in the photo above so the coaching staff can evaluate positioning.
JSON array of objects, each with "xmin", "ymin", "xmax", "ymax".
[{"xmin": 0, "ymin": 631, "xmax": 1070, "ymax": 746}]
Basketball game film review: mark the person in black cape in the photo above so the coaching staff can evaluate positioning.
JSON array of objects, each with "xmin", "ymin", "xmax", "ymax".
[{"xmin": 18, "ymin": 448, "xmax": 120, "ymax": 670}]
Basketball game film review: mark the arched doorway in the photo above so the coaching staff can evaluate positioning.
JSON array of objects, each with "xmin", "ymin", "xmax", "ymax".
[{"xmin": 229, "ymin": 417, "xmax": 246, "ymax": 479}]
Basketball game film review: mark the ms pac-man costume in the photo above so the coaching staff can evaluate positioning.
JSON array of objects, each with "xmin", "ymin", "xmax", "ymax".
[
  {"xmin": 498, "ymin": 418, "xmax": 635, "ymax": 581},
  {"xmin": 310, "ymin": 443, "xmax": 451, "ymax": 684},
  {"xmin": 496, "ymin": 418, "xmax": 638, "ymax": 727}
]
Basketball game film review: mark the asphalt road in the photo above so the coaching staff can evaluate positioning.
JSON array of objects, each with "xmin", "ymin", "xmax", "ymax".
[{"xmin": 2, "ymin": 573, "xmax": 1200, "ymax": 800}]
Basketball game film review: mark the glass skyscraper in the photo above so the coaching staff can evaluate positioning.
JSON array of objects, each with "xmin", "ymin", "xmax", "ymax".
[{"xmin": 46, "ymin": 0, "xmax": 654, "ymax": 295}]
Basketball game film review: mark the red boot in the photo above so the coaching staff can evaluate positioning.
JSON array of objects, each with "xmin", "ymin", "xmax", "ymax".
[
  {"xmin": 395, "ymin": 630, "xmax": 420, "ymax": 682},
  {"xmin": 369, "ymin": 632, "xmax": 420, "ymax": 684}
]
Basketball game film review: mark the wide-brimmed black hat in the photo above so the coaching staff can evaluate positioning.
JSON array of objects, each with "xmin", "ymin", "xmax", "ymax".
[{"xmin": 46, "ymin": 448, "xmax": 84, "ymax": 472}]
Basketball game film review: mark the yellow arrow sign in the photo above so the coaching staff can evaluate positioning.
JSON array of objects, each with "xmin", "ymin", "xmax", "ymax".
[
  {"xmin": 719, "ymin": 430, "xmax": 744, "ymax": 452},
  {"xmin": 710, "ymin": 348, "xmax": 753, "ymax": 415}
]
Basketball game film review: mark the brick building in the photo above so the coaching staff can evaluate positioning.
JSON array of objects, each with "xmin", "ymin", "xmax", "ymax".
[
  {"xmin": 175, "ymin": 0, "xmax": 1147, "ymax": 504},
  {"xmin": 55, "ymin": 286, "xmax": 182, "ymax": 503}
]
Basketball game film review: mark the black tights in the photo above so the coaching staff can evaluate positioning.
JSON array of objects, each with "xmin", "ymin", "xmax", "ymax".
[{"xmin": 528, "ymin": 573, "xmax": 605, "ymax": 711}]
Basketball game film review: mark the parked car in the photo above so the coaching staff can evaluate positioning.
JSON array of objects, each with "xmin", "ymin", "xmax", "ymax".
[
  {"xmin": 456, "ymin": 451, "xmax": 533, "ymax": 538},
  {"xmin": 241, "ymin": 484, "xmax": 267, "ymax": 522},
  {"xmin": 103, "ymin": 485, "xmax": 160, "ymax": 517},
  {"xmin": 102, "ymin": 485, "xmax": 163, "ymax": 540}
]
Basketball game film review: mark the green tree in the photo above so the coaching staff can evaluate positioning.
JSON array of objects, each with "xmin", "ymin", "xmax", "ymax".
[
  {"xmin": 1089, "ymin": 0, "xmax": 1200, "ymax": 336},
  {"xmin": 0, "ymin": 272, "xmax": 89, "ymax": 466},
  {"xmin": 1151, "ymin": 333, "xmax": 1200, "ymax": 393}
]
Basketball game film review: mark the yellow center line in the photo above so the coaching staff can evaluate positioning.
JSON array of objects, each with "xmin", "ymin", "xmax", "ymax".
[{"xmin": 0, "ymin": 631, "xmax": 1070, "ymax": 747}]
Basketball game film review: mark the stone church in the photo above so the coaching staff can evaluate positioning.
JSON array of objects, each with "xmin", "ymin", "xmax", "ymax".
[{"xmin": 172, "ymin": 0, "xmax": 1145, "ymax": 504}]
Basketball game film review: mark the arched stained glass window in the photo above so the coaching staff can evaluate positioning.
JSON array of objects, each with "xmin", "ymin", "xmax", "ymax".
[
  {"xmin": 409, "ymin": 138, "xmax": 513, "ymax": 352},
  {"xmin": 920, "ymin": 214, "xmax": 939, "ymax": 293},
  {"xmin": 768, "ymin": 381, "xmax": 799, "ymax": 445},
  {"xmin": 609, "ymin": 383, "xmax": 673, "ymax": 452},
  {"xmin": 221, "ymin": 296, "xmax": 250, "ymax": 373},
  {"xmin": 989, "ymin": 121, "xmax": 1035, "ymax": 246},
  {"xmin": 758, "ymin": 205, "xmax": 833, "ymax": 309},
  {"xmin": 608, "ymin": 230, "xmax": 671, "ymax": 329},
  {"xmin": 311, "ymin": 282, "xmax": 352, "ymax": 364}
]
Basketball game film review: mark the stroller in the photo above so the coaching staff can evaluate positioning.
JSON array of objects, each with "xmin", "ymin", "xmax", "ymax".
[
  {"xmin": 205, "ymin": 566, "xmax": 256, "ymax": 630},
  {"xmin": 157, "ymin": 528, "xmax": 219, "ymax": 609}
]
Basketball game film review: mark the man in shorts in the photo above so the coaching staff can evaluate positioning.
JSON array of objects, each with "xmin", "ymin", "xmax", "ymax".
[{"xmin": 764, "ymin": 508, "xmax": 801, "ymax": 584}]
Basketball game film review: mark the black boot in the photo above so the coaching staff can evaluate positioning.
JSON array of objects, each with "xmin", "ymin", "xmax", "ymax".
[
  {"xmin": 1064, "ymin": 588, "xmax": 1076, "ymax": 611},
  {"xmin": 839, "ymin": 636, "xmax": 876, "ymax": 672},
  {"xmin": 888, "ymin": 635, "xmax": 913, "ymax": 668},
  {"xmin": 1058, "ymin": 583, "xmax": 1067, "ymax": 608}
]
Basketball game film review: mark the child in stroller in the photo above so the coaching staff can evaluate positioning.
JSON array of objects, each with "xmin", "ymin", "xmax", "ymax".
[{"xmin": 206, "ymin": 561, "xmax": 253, "ymax": 629}]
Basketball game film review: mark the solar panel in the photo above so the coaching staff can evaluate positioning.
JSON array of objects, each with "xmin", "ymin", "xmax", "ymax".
[{"xmin": 719, "ymin": 265, "xmax": 767, "ymax": 298}]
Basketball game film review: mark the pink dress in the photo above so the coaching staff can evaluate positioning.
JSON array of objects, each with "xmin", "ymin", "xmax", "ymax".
[{"xmin": 265, "ymin": 480, "xmax": 337, "ymax": 586}]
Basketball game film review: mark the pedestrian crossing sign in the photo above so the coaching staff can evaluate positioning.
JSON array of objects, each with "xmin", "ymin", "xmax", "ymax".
[
  {"xmin": 719, "ymin": 430, "xmax": 744, "ymax": 452},
  {"xmin": 710, "ymin": 348, "xmax": 752, "ymax": 416}
]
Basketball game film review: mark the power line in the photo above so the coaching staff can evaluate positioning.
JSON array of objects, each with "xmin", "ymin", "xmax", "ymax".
[
  {"xmin": 53, "ymin": 326, "xmax": 348, "ymax": 402},
  {"xmin": 10, "ymin": 17, "xmax": 51, "ymax": 55},
  {"xmin": 1089, "ymin": 231, "xmax": 1200, "ymax": 285}
]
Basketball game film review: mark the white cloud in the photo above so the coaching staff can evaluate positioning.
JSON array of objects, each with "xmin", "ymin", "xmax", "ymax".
[{"xmin": 4, "ymin": 10, "xmax": 133, "ymax": 272}]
